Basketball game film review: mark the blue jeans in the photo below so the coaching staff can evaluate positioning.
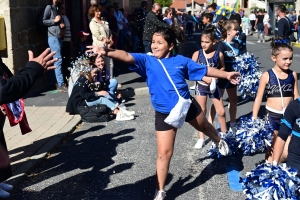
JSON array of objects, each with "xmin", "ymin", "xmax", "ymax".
[
  {"xmin": 108, "ymin": 78, "xmax": 118, "ymax": 100},
  {"xmin": 298, "ymin": 26, "xmax": 300, "ymax": 41},
  {"xmin": 86, "ymin": 94, "xmax": 118, "ymax": 111},
  {"xmin": 143, "ymin": 40, "xmax": 152, "ymax": 53},
  {"xmin": 48, "ymin": 36, "xmax": 64, "ymax": 86}
]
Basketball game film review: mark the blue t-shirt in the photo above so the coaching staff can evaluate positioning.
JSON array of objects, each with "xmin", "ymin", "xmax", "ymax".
[{"xmin": 129, "ymin": 53, "xmax": 207, "ymax": 114}]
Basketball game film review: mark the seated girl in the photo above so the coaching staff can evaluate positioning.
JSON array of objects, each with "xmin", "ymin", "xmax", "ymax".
[{"xmin": 66, "ymin": 64, "xmax": 134, "ymax": 121}]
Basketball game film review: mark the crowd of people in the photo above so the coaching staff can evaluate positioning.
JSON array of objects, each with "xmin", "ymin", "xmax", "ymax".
[{"xmin": 1, "ymin": 0, "xmax": 300, "ymax": 199}]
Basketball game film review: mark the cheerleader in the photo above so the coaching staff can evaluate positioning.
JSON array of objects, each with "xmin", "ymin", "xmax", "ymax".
[
  {"xmin": 192, "ymin": 25, "xmax": 227, "ymax": 149},
  {"xmin": 252, "ymin": 39, "xmax": 298, "ymax": 163}
]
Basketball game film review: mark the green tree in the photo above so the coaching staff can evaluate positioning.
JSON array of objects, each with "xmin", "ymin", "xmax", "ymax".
[{"xmin": 154, "ymin": 0, "xmax": 173, "ymax": 8}]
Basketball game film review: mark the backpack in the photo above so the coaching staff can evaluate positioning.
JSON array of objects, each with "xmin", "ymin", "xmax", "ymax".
[
  {"xmin": 77, "ymin": 105, "xmax": 110, "ymax": 123},
  {"xmin": 282, "ymin": 17, "xmax": 293, "ymax": 36},
  {"xmin": 36, "ymin": 7, "xmax": 48, "ymax": 35}
]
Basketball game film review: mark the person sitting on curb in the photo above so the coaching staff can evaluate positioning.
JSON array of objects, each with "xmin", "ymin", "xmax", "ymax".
[
  {"xmin": 0, "ymin": 48, "xmax": 57, "ymax": 198},
  {"xmin": 66, "ymin": 61, "xmax": 135, "ymax": 121}
]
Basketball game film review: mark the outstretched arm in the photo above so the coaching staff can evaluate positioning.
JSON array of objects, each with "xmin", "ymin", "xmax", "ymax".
[
  {"xmin": 206, "ymin": 67, "xmax": 240, "ymax": 85},
  {"xmin": 87, "ymin": 45, "xmax": 135, "ymax": 65}
]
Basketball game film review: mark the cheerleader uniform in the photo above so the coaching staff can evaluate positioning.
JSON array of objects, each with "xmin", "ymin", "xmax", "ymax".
[
  {"xmin": 278, "ymin": 98, "xmax": 300, "ymax": 174},
  {"xmin": 195, "ymin": 49, "xmax": 221, "ymax": 99},
  {"xmin": 217, "ymin": 39, "xmax": 242, "ymax": 89},
  {"xmin": 265, "ymin": 69, "xmax": 295, "ymax": 131}
]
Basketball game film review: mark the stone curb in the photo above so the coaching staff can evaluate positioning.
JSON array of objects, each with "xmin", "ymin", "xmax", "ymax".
[{"xmin": 6, "ymin": 115, "xmax": 82, "ymax": 187}]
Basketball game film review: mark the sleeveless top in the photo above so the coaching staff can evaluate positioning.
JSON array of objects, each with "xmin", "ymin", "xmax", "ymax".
[
  {"xmin": 197, "ymin": 49, "xmax": 219, "ymax": 69},
  {"xmin": 265, "ymin": 69, "xmax": 294, "ymax": 98}
]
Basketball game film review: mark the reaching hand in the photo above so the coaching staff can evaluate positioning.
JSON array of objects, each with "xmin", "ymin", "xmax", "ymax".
[
  {"xmin": 227, "ymin": 71, "xmax": 240, "ymax": 85},
  {"xmin": 86, "ymin": 45, "xmax": 106, "ymax": 58},
  {"xmin": 28, "ymin": 48, "xmax": 57, "ymax": 72}
]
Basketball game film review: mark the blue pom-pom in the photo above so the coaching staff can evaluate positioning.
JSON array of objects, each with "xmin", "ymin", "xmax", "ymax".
[
  {"xmin": 240, "ymin": 162, "xmax": 300, "ymax": 199},
  {"xmin": 233, "ymin": 53, "xmax": 262, "ymax": 99}
]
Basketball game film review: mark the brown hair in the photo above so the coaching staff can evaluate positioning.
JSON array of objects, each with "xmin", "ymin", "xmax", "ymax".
[
  {"xmin": 270, "ymin": 38, "xmax": 293, "ymax": 56},
  {"xmin": 164, "ymin": 8, "xmax": 172, "ymax": 17},
  {"xmin": 218, "ymin": 20, "xmax": 239, "ymax": 40},
  {"xmin": 88, "ymin": 4, "xmax": 101, "ymax": 18}
]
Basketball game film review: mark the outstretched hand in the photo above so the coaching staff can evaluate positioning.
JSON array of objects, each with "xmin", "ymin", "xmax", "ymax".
[
  {"xmin": 227, "ymin": 71, "xmax": 240, "ymax": 85},
  {"xmin": 28, "ymin": 48, "xmax": 57, "ymax": 72},
  {"xmin": 86, "ymin": 45, "xmax": 106, "ymax": 58}
]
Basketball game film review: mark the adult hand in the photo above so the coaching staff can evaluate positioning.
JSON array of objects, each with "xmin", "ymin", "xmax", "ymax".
[
  {"xmin": 54, "ymin": 15, "xmax": 61, "ymax": 23},
  {"xmin": 227, "ymin": 71, "xmax": 240, "ymax": 85},
  {"xmin": 28, "ymin": 48, "xmax": 57, "ymax": 72},
  {"xmin": 60, "ymin": 23, "xmax": 65, "ymax": 29},
  {"xmin": 0, "ymin": 106, "xmax": 6, "ymax": 116}
]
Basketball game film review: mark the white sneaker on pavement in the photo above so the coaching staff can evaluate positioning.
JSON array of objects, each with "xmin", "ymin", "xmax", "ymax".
[
  {"xmin": 257, "ymin": 40, "xmax": 261, "ymax": 43},
  {"xmin": 217, "ymin": 139, "xmax": 229, "ymax": 156},
  {"xmin": 194, "ymin": 139, "xmax": 205, "ymax": 149},
  {"xmin": 153, "ymin": 190, "xmax": 166, "ymax": 200},
  {"xmin": 262, "ymin": 40, "xmax": 265, "ymax": 43},
  {"xmin": 116, "ymin": 110, "xmax": 134, "ymax": 121},
  {"xmin": 0, "ymin": 188, "xmax": 10, "ymax": 198},
  {"xmin": 0, "ymin": 183, "xmax": 13, "ymax": 191},
  {"xmin": 119, "ymin": 107, "xmax": 135, "ymax": 116}
]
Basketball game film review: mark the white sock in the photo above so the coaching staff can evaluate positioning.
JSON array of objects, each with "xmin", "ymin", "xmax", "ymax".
[{"xmin": 230, "ymin": 122, "xmax": 236, "ymax": 127}]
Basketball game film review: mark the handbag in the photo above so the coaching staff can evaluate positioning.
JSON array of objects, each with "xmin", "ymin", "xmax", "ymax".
[
  {"xmin": 202, "ymin": 50, "xmax": 217, "ymax": 94},
  {"xmin": 157, "ymin": 59, "xmax": 192, "ymax": 128},
  {"xmin": 77, "ymin": 104, "xmax": 110, "ymax": 123}
]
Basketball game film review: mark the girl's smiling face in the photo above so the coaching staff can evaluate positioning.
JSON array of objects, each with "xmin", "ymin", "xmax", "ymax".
[
  {"xmin": 151, "ymin": 33, "xmax": 173, "ymax": 59},
  {"xmin": 272, "ymin": 49, "xmax": 293, "ymax": 70},
  {"xmin": 95, "ymin": 57, "xmax": 105, "ymax": 69}
]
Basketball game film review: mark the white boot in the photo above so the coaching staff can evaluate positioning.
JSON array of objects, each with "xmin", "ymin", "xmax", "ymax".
[
  {"xmin": 116, "ymin": 109, "xmax": 134, "ymax": 121},
  {"xmin": 119, "ymin": 107, "xmax": 135, "ymax": 116}
]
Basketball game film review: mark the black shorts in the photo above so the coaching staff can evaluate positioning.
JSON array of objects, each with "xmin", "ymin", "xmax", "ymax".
[
  {"xmin": 265, "ymin": 109, "xmax": 283, "ymax": 131},
  {"xmin": 155, "ymin": 97, "xmax": 202, "ymax": 131}
]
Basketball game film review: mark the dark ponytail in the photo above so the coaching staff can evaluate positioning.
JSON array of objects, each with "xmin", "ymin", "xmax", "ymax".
[
  {"xmin": 270, "ymin": 38, "xmax": 293, "ymax": 56},
  {"xmin": 154, "ymin": 25, "xmax": 186, "ymax": 53},
  {"xmin": 202, "ymin": 24, "xmax": 218, "ymax": 41}
]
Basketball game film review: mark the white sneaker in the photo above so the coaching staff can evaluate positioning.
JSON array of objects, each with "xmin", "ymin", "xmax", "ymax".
[
  {"xmin": 0, "ymin": 183, "xmax": 13, "ymax": 191},
  {"xmin": 257, "ymin": 40, "xmax": 261, "ymax": 43},
  {"xmin": 262, "ymin": 40, "xmax": 265, "ymax": 43},
  {"xmin": 0, "ymin": 188, "xmax": 10, "ymax": 198},
  {"xmin": 119, "ymin": 107, "xmax": 135, "ymax": 116},
  {"xmin": 190, "ymin": 84, "xmax": 196, "ymax": 90},
  {"xmin": 194, "ymin": 139, "xmax": 205, "ymax": 149},
  {"xmin": 217, "ymin": 139, "xmax": 229, "ymax": 156},
  {"xmin": 116, "ymin": 110, "xmax": 134, "ymax": 121},
  {"xmin": 153, "ymin": 190, "xmax": 166, "ymax": 200}
]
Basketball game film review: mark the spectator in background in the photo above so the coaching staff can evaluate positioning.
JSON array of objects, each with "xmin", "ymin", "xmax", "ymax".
[
  {"xmin": 129, "ymin": 14, "xmax": 139, "ymax": 52},
  {"xmin": 89, "ymin": 4, "xmax": 114, "ymax": 77},
  {"xmin": 87, "ymin": 0, "xmax": 99, "ymax": 22},
  {"xmin": 186, "ymin": 11, "xmax": 194, "ymax": 39},
  {"xmin": 163, "ymin": 8, "xmax": 173, "ymax": 25},
  {"xmin": 242, "ymin": 14, "xmax": 250, "ymax": 36},
  {"xmin": 43, "ymin": 0, "xmax": 67, "ymax": 92},
  {"xmin": 142, "ymin": 3, "xmax": 169, "ymax": 53},
  {"xmin": 290, "ymin": 10, "xmax": 297, "ymax": 42},
  {"xmin": 297, "ymin": 10, "xmax": 300, "ymax": 43},
  {"xmin": 106, "ymin": 6, "xmax": 119, "ymax": 49},
  {"xmin": 263, "ymin": 11, "xmax": 270, "ymax": 36},
  {"xmin": 277, "ymin": 5, "xmax": 293, "ymax": 43},
  {"xmin": 113, "ymin": 2, "xmax": 125, "ymax": 50},
  {"xmin": 255, "ymin": 9, "xmax": 265, "ymax": 43},
  {"xmin": 249, "ymin": 11, "xmax": 256, "ymax": 32},
  {"xmin": 137, "ymin": 1, "xmax": 148, "ymax": 52},
  {"xmin": 60, "ymin": 3, "xmax": 72, "ymax": 79},
  {"xmin": 76, "ymin": 31, "xmax": 89, "ymax": 56}
]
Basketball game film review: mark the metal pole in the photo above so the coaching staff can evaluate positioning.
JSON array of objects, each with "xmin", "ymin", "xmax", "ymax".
[{"xmin": 192, "ymin": 0, "xmax": 194, "ymax": 15}]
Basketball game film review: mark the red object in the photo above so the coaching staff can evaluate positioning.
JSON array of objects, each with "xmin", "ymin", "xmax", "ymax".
[
  {"xmin": 78, "ymin": 31, "xmax": 90, "ymax": 38},
  {"xmin": 226, "ymin": 3, "xmax": 229, "ymax": 6}
]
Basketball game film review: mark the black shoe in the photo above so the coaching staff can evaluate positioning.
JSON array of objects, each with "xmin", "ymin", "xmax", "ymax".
[{"xmin": 57, "ymin": 85, "xmax": 68, "ymax": 92}]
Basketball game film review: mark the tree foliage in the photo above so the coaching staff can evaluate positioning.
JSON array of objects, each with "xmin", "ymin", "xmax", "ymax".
[{"xmin": 154, "ymin": 0, "xmax": 173, "ymax": 8}]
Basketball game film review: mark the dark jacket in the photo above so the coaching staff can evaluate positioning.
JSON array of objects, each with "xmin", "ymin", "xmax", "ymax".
[
  {"xmin": 142, "ymin": 11, "xmax": 169, "ymax": 41},
  {"xmin": 66, "ymin": 75, "xmax": 98, "ymax": 114},
  {"xmin": 137, "ymin": 7, "xmax": 147, "ymax": 37},
  {"xmin": 0, "ymin": 60, "xmax": 44, "ymax": 182}
]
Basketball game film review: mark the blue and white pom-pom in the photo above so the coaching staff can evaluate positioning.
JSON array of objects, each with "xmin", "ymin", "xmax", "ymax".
[
  {"xmin": 235, "ymin": 116, "xmax": 274, "ymax": 155},
  {"xmin": 240, "ymin": 162, "xmax": 300, "ymax": 200},
  {"xmin": 233, "ymin": 53, "xmax": 262, "ymax": 99},
  {"xmin": 207, "ymin": 131, "xmax": 240, "ymax": 158}
]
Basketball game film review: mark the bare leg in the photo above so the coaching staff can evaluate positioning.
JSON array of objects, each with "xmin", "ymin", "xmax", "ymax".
[
  {"xmin": 226, "ymin": 87, "xmax": 238, "ymax": 124},
  {"xmin": 156, "ymin": 128, "xmax": 177, "ymax": 190},
  {"xmin": 188, "ymin": 110, "xmax": 220, "ymax": 143},
  {"xmin": 195, "ymin": 95, "xmax": 207, "ymax": 140},
  {"xmin": 211, "ymin": 97, "xmax": 227, "ymax": 133},
  {"xmin": 208, "ymin": 88, "xmax": 225, "ymax": 127},
  {"xmin": 266, "ymin": 130, "xmax": 278, "ymax": 163},
  {"xmin": 279, "ymin": 134, "xmax": 291, "ymax": 163}
]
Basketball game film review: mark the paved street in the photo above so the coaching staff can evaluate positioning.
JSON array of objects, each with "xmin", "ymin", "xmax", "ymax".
[{"xmin": 5, "ymin": 34, "xmax": 300, "ymax": 200}]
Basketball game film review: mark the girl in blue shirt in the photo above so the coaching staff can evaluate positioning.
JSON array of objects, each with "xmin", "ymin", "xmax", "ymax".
[
  {"xmin": 192, "ymin": 25, "xmax": 227, "ymax": 149},
  {"xmin": 87, "ymin": 25, "xmax": 239, "ymax": 200}
]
